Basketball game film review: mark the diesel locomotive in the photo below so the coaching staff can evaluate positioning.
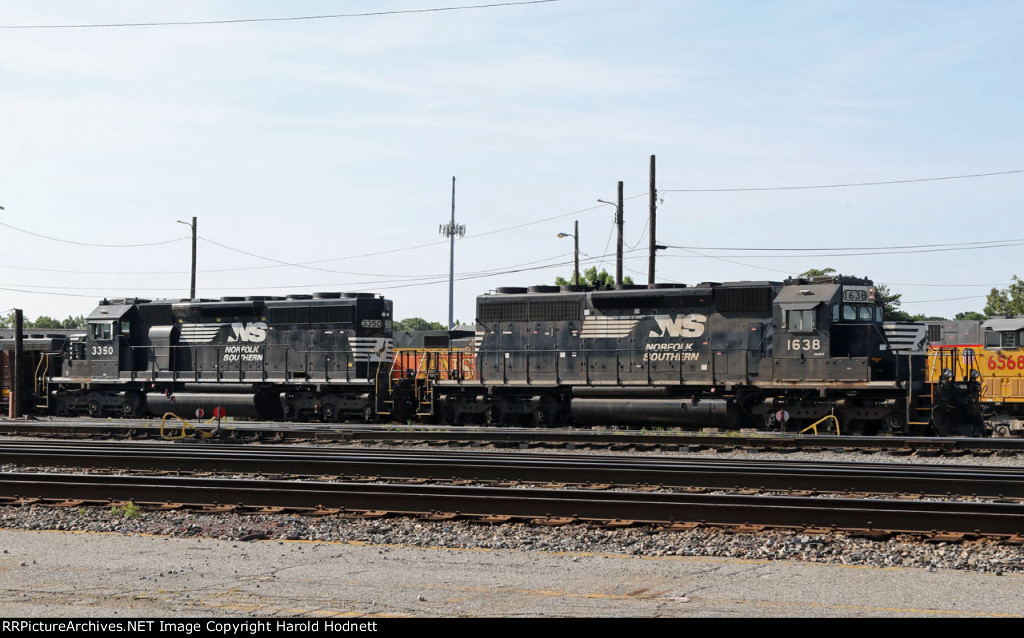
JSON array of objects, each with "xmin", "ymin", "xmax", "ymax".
[
  {"xmin": 48, "ymin": 292, "xmax": 393, "ymax": 422},
  {"xmin": 428, "ymin": 275, "xmax": 980, "ymax": 435},
  {"xmin": 6, "ymin": 274, "xmax": 984, "ymax": 436}
]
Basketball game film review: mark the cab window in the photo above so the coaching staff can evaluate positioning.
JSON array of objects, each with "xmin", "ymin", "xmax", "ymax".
[
  {"xmin": 786, "ymin": 309, "xmax": 816, "ymax": 331},
  {"xmin": 840, "ymin": 304, "xmax": 880, "ymax": 322},
  {"xmin": 91, "ymin": 322, "xmax": 113, "ymax": 340}
]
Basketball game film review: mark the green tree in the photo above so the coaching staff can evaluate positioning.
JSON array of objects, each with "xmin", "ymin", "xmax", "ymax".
[
  {"xmin": 0, "ymin": 312, "xmax": 86, "ymax": 329},
  {"xmin": 877, "ymin": 284, "xmax": 913, "ymax": 321},
  {"xmin": 799, "ymin": 268, "xmax": 837, "ymax": 278},
  {"xmin": 955, "ymin": 311, "xmax": 986, "ymax": 321},
  {"xmin": 394, "ymin": 317, "xmax": 448, "ymax": 331},
  {"xmin": 28, "ymin": 316, "xmax": 64, "ymax": 329},
  {"xmin": 555, "ymin": 267, "xmax": 633, "ymax": 287},
  {"xmin": 984, "ymin": 276, "xmax": 1024, "ymax": 317}
]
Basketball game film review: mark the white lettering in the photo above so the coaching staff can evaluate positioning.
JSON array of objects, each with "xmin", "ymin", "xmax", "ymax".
[
  {"xmin": 649, "ymin": 314, "xmax": 707, "ymax": 339},
  {"xmin": 227, "ymin": 322, "xmax": 268, "ymax": 343}
]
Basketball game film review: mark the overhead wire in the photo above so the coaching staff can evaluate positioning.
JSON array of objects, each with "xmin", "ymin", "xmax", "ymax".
[
  {"xmin": 0, "ymin": 221, "xmax": 189, "ymax": 248},
  {"xmin": 662, "ymin": 169, "xmax": 1024, "ymax": 193},
  {"xmin": 0, "ymin": 0, "xmax": 564, "ymax": 29},
  {"xmin": 2, "ymin": 166, "xmax": 1022, "ymax": 303}
]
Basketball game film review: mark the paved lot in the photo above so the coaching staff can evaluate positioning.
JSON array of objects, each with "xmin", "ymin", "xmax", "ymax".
[{"xmin": 0, "ymin": 529, "xmax": 1021, "ymax": 618}]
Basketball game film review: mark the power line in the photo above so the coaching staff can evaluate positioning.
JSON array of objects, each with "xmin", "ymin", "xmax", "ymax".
[
  {"xmin": 660, "ymin": 240, "xmax": 1024, "ymax": 259},
  {"xmin": 0, "ymin": 0, "xmax": 563, "ymax": 29},
  {"xmin": 0, "ymin": 221, "xmax": 189, "ymax": 248},
  {"xmin": 901, "ymin": 295, "xmax": 988, "ymax": 305},
  {"xmin": 662, "ymin": 169, "xmax": 1024, "ymax": 193},
  {"xmin": 665, "ymin": 238, "xmax": 1024, "ymax": 252}
]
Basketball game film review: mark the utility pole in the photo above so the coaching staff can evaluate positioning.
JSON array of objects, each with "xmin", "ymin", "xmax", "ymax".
[
  {"xmin": 616, "ymin": 180, "xmax": 624, "ymax": 286},
  {"xmin": 649, "ymin": 155, "xmax": 657, "ymax": 287},
  {"xmin": 9, "ymin": 309, "xmax": 22, "ymax": 418},
  {"xmin": 557, "ymin": 220, "xmax": 580, "ymax": 286},
  {"xmin": 439, "ymin": 177, "xmax": 465, "ymax": 330},
  {"xmin": 573, "ymin": 219, "xmax": 579, "ymax": 286},
  {"xmin": 177, "ymin": 217, "xmax": 197, "ymax": 299}
]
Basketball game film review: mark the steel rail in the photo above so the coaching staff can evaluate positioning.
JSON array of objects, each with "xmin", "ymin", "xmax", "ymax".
[
  {"xmin": 3, "ymin": 441, "xmax": 1024, "ymax": 499},
  {"xmin": 1, "ymin": 419, "xmax": 1022, "ymax": 453},
  {"xmin": 2, "ymin": 472, "xmax": 1024, "ymax": 537}
]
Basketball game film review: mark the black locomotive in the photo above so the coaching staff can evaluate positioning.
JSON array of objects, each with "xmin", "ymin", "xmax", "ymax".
[
  {"xmin": 8, "ymin": 274, "xmax": 981, "ymax": 435},
  {"xmin": 433, "ymin": 275, "xmax": 969, "ymax": 435},
  {"xmin": 50, "ymin": 293, "xmax": 393, "ymax": 422}
]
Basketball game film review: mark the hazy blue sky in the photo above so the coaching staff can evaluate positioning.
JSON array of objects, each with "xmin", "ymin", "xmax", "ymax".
[{"xmin": 1, "ymin": 0, "xmax": 1021, "ymax": 323}]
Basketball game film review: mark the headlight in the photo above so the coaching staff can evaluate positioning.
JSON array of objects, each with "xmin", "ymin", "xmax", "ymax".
[{"xmin": 942, "ymin": 368, "xmax": 954, "ymax": 380}]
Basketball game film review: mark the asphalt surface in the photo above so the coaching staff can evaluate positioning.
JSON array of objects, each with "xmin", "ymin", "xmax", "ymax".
[{"xmin": 0, "ymin": 529, "xmax": 1022, "ymax": 618}]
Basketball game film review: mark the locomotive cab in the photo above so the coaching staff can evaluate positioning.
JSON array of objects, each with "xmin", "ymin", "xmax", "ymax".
[
  {"xmin": 772, "ymin": 276, "xmax": 892, "ymax": 383},
  {"xmin": 78, "ymin": 300, "xmax": 147, "ymax": 379}
]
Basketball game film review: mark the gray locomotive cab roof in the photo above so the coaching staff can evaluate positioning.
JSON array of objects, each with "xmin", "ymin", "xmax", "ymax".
[
  {"xmin": 774, "ymin": 282, "xmax": 840, "ymax": 305},
  {"xmin": 982, "ymin": 317, "xmax": 1024, "ymax": 332},
  {"xmin": 87, "ymin": 304, "xmax": 135, "ymax": 321}
]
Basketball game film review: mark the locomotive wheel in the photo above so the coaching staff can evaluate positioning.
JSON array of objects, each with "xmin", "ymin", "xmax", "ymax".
[
  {"xmin": 884, "ymin": 413, "xmax": 905, "ymax": 435},
  {"xmin": 282, "ymin": 403, "xmax": 298, "ymax": 420},
  {"xmin": 362, "ymin": 406, "xmax": 374, "ymax": 422},
  {"xmin": 321, "ymin": 402, "xmax": 338, "ymax": 422},
  {"xmin": 87, "ymin": 399, "xmax": 101, "ymax": 417},
  {"xmin": 531, "ymin": 408, "xmax": 551, "ymax": 428}
]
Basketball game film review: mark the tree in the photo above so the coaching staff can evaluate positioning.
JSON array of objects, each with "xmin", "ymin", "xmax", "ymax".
[
  {"xmin": 555, "ymin": 267, "xmax": 633, "ymax": 287},
  {"xmin": 876, "ymin": 284, "xmax": 913, "ymax": 321},
  {"xmin": 955, "ymin": 311, "xmax": 986, "ymax": 321},
  {"xmin": 0, "ymin": 312, "xmax": 86, "ymax": 330},
  {"xmin": 984, "ymin": 276, "xmax": 1024, "ymax": 317},
  {"xmin": 394, "ymin": 317, "xmax": 448, "ymax": 332},
  {"xmin": 799, "ymin": 268, "xmax": 837, "ymax": 278}
]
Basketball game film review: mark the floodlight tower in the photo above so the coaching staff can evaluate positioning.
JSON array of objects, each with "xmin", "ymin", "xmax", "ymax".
[{"xmin": 439, "ymin": 177, "xmax": 466, "ymax": 330}]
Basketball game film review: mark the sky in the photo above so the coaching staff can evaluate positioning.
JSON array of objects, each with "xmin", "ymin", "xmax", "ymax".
[{"xmin": 1, "ymin": 0, "xmax": 1022, "ymax": 324}]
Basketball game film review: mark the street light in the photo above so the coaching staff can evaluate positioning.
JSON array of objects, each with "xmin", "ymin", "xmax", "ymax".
[
  {"xmin": 557, "ymin": 219, "xmax": 580, "ymax": 286},
  {"xmin": 598, "ymin": 181, "xmax": 624, "ymax": 285},
  {"xmin": 177, "ymin": 217, "xmax": 197, "ymax": 299}
]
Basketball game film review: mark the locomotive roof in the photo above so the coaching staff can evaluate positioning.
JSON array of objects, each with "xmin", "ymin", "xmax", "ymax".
[
  {"xmin": 87, "ymin": 303, "xmax": 135, "ymax": 320},
  {"xmin": 774, "ymin": 282, "xmax": 841, "ymax": 305},
  {"xmin": 481, "ymin": 280, "xmax": 783, "ymax": 301},
  {"xmin": 982, "ymin": 317, "xmax": 1024, "ymax": 332}
]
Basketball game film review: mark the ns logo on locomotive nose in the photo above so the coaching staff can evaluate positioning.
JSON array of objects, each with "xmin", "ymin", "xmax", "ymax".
[
  {"xmin": 227, "ymin": 322, "xmax": 268, "ymax": 343},
  {"xmin": 649, "ymin": 314, "xmax": 708, "ymax": 339}
]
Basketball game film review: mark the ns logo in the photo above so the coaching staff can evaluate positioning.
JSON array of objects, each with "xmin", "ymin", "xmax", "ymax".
[
  {"xmin": 649, "ymin": 314, "xmax": 707, "ymax": 339},
  {"xmin": 227, "ymin": 322, "xmax": 268, "ymax": 343}
]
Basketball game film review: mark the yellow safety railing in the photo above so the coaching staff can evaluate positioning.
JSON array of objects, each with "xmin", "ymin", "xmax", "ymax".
[
  {"xmin": 159, "ymin": 412, "xmax": 218, "ymax": 440},
  {"xmin": 800, "ymin": 414, "xmax": 841, "ymax": 435}
]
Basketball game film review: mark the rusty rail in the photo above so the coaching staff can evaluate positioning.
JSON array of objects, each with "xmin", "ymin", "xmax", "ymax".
[{"xmin": 2, "ymin": 472, "xmax": 1024, "ymax": 537}]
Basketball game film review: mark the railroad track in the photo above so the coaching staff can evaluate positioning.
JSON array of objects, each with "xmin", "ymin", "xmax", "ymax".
[
  {"xmin": 3, "ymin": 471, "xmax": 1024, "ymax": 540},
  {"xmin": 4, "ymin": 440, "xmax": 1024, "ymax": 499},
  {"xmin": 2, "ymin": 419, "xmax": 1024, "ymax": 456}
]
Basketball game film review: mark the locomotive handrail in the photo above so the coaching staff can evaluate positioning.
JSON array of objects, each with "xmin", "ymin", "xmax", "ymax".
[
  {"xmin": 111, "ymin": 342, "xmax": 381, "ymax": 385},
  {"xmin": 801, "ymin": 414, "xmax": 841, "ymax": 436}
]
